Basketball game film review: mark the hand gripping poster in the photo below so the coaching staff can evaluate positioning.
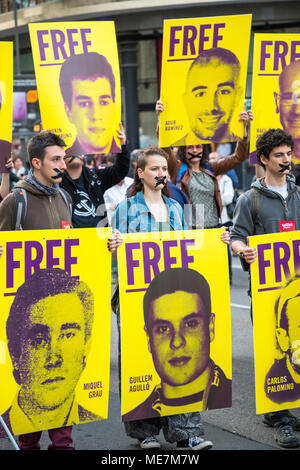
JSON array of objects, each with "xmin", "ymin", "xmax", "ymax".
[
  {"xmin": 29, "ymin": 22, "xmax": 121, "ymax": 156},
  {"xmin": 249, "ymin": 231, "xmax": 300, "ymax": 414},
  {"xmin": 0, "ymin": 227, "xmax": 112, "ymax": 437},
  {"xmin": 118, "ymin": 229, "xmax": 232, "ymax": 421},
  {"xmin": 250, "ymin": 34, "xmax": 300, "ymax": 166},
  {"xmin": 0, "ymin": 42, "xmax": 13, "ymax": 173},
  {"xmin": 158, "ymin": 14, "xmax": 252, "ymax": 148}
]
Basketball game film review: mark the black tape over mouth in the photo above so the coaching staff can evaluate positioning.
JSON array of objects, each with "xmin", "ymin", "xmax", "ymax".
[
  {"xmin": 279, "ymin": 163, "xmax": 291, "ymax": 173},
  {"xmin": 51, "ymin": 168, "xmax": 65, "ymax": 179},
  {"xmin": 187, "ymin": 152, "xmax": 202, "ymax": 161},
  {"xmin": 154, "ymin": 176, "xmax": 167, "ymax": 187}
]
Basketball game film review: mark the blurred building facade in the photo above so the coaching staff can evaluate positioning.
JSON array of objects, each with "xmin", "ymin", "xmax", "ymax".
[{"xmin": 0, "ymin": 0, "xmax": 299, "ymax": 187}]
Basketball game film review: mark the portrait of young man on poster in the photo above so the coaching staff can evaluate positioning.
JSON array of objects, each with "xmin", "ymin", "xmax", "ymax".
[
  {"xmin": 0, "ymin": 268, "xmax": 103, "ymax": 437},
  {"xmin": 59, "ymin": 51, "xmax": 121, "ymax": 156},
  {"xmin": 122, "ymin": 267, "xmax": 232, "ymax": 421},
  {"xmin": 264, "ymin": 275, "xmax": 300, "ymax": 405},
  {"xmin": 274, "ymin": 60, "xmax": 300, "ymax": 173},
  {"xmin": 173, "ymin": 47, "xmax": 243, "ymax": 146}
]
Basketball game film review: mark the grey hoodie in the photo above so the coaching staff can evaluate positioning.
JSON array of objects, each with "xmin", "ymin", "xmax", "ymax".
[{"xmin": 230, "ymin": 174, "xmax": 300, "ymax": 244}]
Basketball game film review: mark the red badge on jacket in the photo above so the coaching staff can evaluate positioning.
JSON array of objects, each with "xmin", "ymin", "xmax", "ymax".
[
  {"xmin": 62, "ymin": 221, "xmax": 71, "ymax": 229},
  {"xmin": 280, "ymin": 220, "xmax": 295, "ymax": 232}
]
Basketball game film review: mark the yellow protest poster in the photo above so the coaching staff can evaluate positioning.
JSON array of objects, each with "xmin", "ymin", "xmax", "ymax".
[
  {"xmin": 29, "ymin": 22, "xmax": 121, "ymax": 156},
  {"xmin": 0, "ymin": 227, "xmax": 112, "ymax": 437},
  {"xmin": 118, "ymin": 229, "xmax": 232, "ymax": 421},
  {"xmin": 0, "ymin": 41, "xmax": 13, "ymax": 173},
  {"xmin": 249, "ymin": 231, "xmax": 300, "ymax": 414},
  {"xmin": 250, "ymin": 34, "xmax": 300, "ymax": 165},
  {"xmin": 158, "ymin": 14, "xmax": 252, "ymax": 148}
]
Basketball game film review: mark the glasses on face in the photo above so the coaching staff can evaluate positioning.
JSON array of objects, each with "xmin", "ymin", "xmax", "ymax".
[{"xmin": 275, "ymin": 92, "xmax": 300, "ymax": 106}]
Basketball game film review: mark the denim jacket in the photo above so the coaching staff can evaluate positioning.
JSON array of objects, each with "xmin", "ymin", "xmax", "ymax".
[{"xmin": 112, "ymin": 191, "xmax": 186, "ymax": 233}]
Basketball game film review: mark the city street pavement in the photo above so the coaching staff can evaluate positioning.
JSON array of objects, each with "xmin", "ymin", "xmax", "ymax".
[{"xmin": 1, "ymin": 255, "xmax": 299, "ymax": 453}]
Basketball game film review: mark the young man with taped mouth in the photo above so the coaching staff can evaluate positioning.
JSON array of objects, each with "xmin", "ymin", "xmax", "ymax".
[
  {"xmin": 0, "ymin": 132, "xmax": 77, "ymax": 450},
  {"xmin": 0, "ymin": 131, "xmax": 72, "ymax": 231}
]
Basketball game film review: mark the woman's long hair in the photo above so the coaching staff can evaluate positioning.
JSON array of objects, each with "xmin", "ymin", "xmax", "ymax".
[
  {"xmin": 129, "ymin": 146, "xmax": 170, "ymax": 198},
  {"xmin": 177, "ymin": 144, "xmax": 211, "ymax": 169}
]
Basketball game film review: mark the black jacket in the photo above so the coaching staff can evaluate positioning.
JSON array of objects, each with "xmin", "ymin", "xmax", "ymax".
[{"xmin": 60, "ymin": 145, "xmax": 130, "ymax": 224}]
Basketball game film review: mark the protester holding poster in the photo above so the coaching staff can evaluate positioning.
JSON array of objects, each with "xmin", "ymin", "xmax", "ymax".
[
  {"xmin": 0, "ymin": 131, "xmax": 75, "ymax": 449},
  {"xmin": 29, "ymin": 22, "xmax": 122, "ymax": 156},
  {"xmin": 110, "ymin": 146, "xmax": 212, "ymax": 450},
  {"xmin": 0, "ymin": 132, "xmax": 72, "ymax": 232},
  {"xmin": 156, "ymin": 100, "xmax": 252, "ymax": 229},
  {"xmin": 109, "ymin": 145, "xmax": 232, "ymax": 451},
  {"xmin": 158, "ymin": 15, "xmax": 252, "ymax": 148},
  {"xmin": 230, "ymin": 128, "xmax": 300, "ymax": 448},
  {"xmin": 60, "ymin": 122, "xmax": 129, "ymax": 228}
]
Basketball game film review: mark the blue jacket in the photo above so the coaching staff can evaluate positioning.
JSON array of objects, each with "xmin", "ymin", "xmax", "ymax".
[{"xmin": 112, "ymin": 190, "xmax": 186, "ymax": 233}]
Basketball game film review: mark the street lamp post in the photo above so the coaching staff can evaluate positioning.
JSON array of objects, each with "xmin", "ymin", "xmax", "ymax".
[{"xmin": 13, "ymin": 0, "xmax": 21, "ymax": 77}]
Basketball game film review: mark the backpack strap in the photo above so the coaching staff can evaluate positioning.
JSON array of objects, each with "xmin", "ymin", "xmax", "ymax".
[
  {"xmin": 13, "ymin": 187, "xmax": 27, "ymax": 231},
  {"xmin": 250, "ymin": 188, "xmax": 260, "ymax": 229},
  {"xmin": 58, "ymin": 187, "xmax": 73, "ymax": 219}
]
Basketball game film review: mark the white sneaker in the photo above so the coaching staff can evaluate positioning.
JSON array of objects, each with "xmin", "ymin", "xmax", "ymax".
[
  {"xmin": 176, "ymin": 436, "xmax": 213, "ymax": 450},
  {"xmin": 138, "ymin": 436, "xmax": 161, "ymax": 449}
]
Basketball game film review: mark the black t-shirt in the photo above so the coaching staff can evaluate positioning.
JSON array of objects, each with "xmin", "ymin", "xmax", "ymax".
[{"xmin": 72, "ymin": 173, "xmax": 101, "ymax": 228}]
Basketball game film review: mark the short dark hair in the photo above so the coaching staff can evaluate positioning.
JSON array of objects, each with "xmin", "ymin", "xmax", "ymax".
[
  {"xmin": 27, "ymin": 131, "xmax": 66, "ymax": 167},
  {"xmin": 59, "ymin": 52, "xmax": 116, "ymax": 109},
  {"xmin": 7, "ymin": 268, "xmax": 94, "ymax": 377},
  {"xmin": 85, "ymin": 154, "xmax": 96, "ymax": 166},
  {"xmin": 256, "ymin": 128, "xmax": 294, "ymax": 168},
  {"xmin": 188, "ymin": 47, "xmax": 241, "ymax": 82},
  {"xmin": 143, "ymin": 268, "xmax": 211, "ymax": 329}
]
